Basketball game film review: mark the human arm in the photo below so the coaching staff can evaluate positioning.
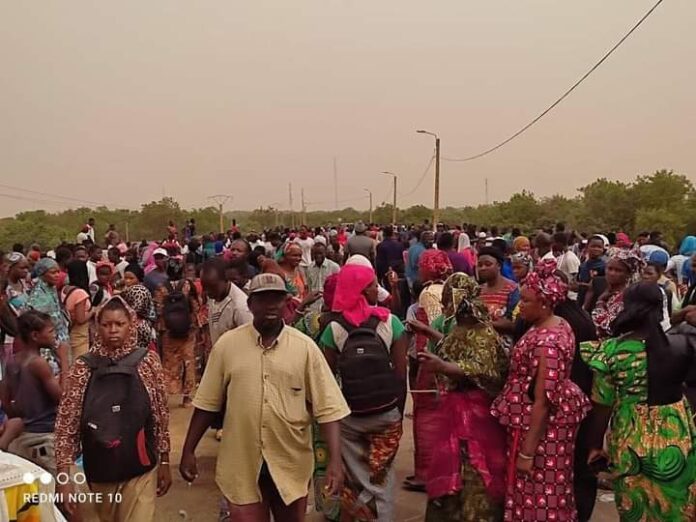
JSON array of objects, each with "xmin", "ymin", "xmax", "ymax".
[
  {"xmin": 143, "ymin": 352, "xmax": 172, "ymax": 495},
  {"xmin": 386, "ymin": 270, "xmax": 401, "ymax": 315},
  {"xmin": 29, "ymin": 356, "xmax": 62, "ymax": 403},
  {"xmin": 518, "ymin": 352, "xmax": 551, "ymax": 472},
  {"xmin": 406, "ymin": 318, "xmax": 445, "ymax": 343},
  {"xmin": 390, "ymin": 321, "xmax": 408, "ymax": 414},
  {"xmin": 73, "ymin": 298, "xmax": 94, "ymax": 325},
  {"xmin": 179, "ymin": 408, "xmax": 219, "ymax": 482}
]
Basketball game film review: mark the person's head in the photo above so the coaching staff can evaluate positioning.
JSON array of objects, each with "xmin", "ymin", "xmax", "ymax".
[
  {"xmin": 201, "ymin": 258, "xmax": 229, "ymax": 300},
  {"xmin": 322, "ymin": 273, "xmax": 339, "ymax": 312},
  {"xmin": 383, "ymin": 225, "xmax": 394, "ymax": 239},
  {"xmin": 611, "ymin": 282, "xmax": 663, "ymax": 337},
  {"xmin": 123, "ymin": 263, "xmax": 144, "ymax": 287},
  {"xmin": 649, "ymin": 231, "xmax": 663, "ymax": 244},
  {"xmin": 299, "ymin": 225, "xmax": 309, "ymax": 240},
  {"xmin": 587, "ymin": 236, "xmax": 606, "ymax": 259},
  {"xmin": 441, "ymin": 272, "xmax": 490, "ymax": 322},
  {"xmin": 641, "ymin": 262, "xmax": 663, "ymax": 284},
  {"xmin": 421, "ymin": 230, "xmax": 435, "ymax": 248},
  {"xmin": 436, "ymin": 232, "xmax": 455, "ymax": 252},
  {"xmin": 228, "ymin": 239, "xmax": 251, "ymax": 263},
  {"xmin": 184, "ymin": 262, "xmax": 197, "ymax": 281},
  {"xmin": 354, "ymin": 222, "xmax": 367, "ymax": 236},
  {"xmin": 615, "ymin": 232, "xmax": 632, "ymax": 249},
  {"xmin": 606, "ymin": 248, "xmax": 643, "ymax": 289},
  {"xmin": 418, "ymin": 249, "xmax": 452, "ymax": 283},
  {"xmin": 311, "ymin": 243, "xmax": 327, "ymax": 266},
  {"xmin": 97, "ymin": 297, "xmax": 133, "ymax": 350},
  {"xmin": 226, "ymin": 259, "xmax": 250, "ymax": 289},
  {"xmin": 520, "ymin": 259, "xmax": 567, "ymax": 324},
  {"xmin": 55, "ymin": 246, "xmax": 73, "ymax": 268},
  {"xmin": 153, "ymin": 248, "xmax": 168, "ymax": 271},
  {"xmin": 5, "ymin": 252, "xmax": 29, "ymax": 282},
  {"xmin": 108, "ymin": 224, "xmax": 116, "ymax": 231},
  {"xmin": 73, "ymin": 246, "xmax": 88, "ymax": 262},
  {"xmin": 636, "ymin": 231, "xmax": 650, "ymax": 247},
  {"xmin": 96, "ymin": 263, "xmax": 114, "ymax": 286},
  {"xmin": 491, "ymin": 238, "xmax": 508, "ymax": 256},
  {"xmin": 534, "ymin": 232, "xmax": 552, "ymax": 256},
  {"xmin": 511, "ymin": 253, "xmax": 532, "ymax": 282},
  {"xmin": 88, "ymin": 245, "xmax": 103, "ymax": 263},
  {"xmin": 247, "ymin": 274, "xmax": 290, "ymax": 331},
  {"xmin": 280, "ymin": 243, "xmax": 302, "ymax": 269},
  {"xmin": 107, "ymin": 247, "xmax": 121, "ymax": 265},
  {"xmin": 552, "ymin": 232, "xmax": 568, "ymax": 256},
  {"xmin": 121, "ymin": 284, "xmax": 153, "ymax": 320},
  {"xmin": 477, "ymin": 247, "xmax": 504, "ymax": 283},
  {"xmin": 88, "ymin": 217, "xmax": 95, "ymax": 227},
  {"xmin": 555, "ymin": 222, "xmax": 566, "ymax": 233},
  {"xmin": 17, "ymin": 310, "xmax": 55, "ymax": 348},
  {"xmin": 35, "ymin": 258, "xmax": 61, "ymax": 287},
  {"xmin": 512, "ymin": 236, "xmax": 531, "ymax": 254},
  {"xmin": 67, "ymin": 260, "xmax": 90, "ymax": 292}
]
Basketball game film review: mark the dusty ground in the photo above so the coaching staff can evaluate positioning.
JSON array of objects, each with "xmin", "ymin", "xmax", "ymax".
[{"xmin": 158, "ymin": 398, "xmax": 619, "ymax": 521}]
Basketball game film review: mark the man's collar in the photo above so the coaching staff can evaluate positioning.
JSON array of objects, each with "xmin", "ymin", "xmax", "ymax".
[{"xmin": 253, "ymin": 322, "xmax": 286, "ymax": 350}]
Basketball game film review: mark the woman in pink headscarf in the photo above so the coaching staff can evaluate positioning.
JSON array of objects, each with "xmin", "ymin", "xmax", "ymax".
[{"xmin": 319, "ymin": 264, "xmax": 408, "ymax": 521}]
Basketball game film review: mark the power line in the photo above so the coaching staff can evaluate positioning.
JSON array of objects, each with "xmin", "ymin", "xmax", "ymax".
[
  {"xmin": 0, "ymin": 183, "xmax": 115, "ymax": 207},
  {"xmin": 443, "ymin": 0, "xmax": 665, "ymax": 163},
  {"xmin": 402, "ymin": 155, "xmax": 435, "ymax": 197},
  {"xmin": 0, "ymin": 192, "xmax": 83, "ymax": 207}
]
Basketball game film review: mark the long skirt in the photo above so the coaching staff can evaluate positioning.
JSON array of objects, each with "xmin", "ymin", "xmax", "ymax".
[
  {"xmin": 162, "ymin": 332, "xmax": 196, "ymax": 396},
  {"xmin": 340, "ymin": 408, "xmax": 403, "ymax": 521}
]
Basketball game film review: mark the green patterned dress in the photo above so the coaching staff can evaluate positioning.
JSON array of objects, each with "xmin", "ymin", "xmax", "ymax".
[{"xmin": 581, "ymin": 337, "xmax": 696, "ymax": 521}]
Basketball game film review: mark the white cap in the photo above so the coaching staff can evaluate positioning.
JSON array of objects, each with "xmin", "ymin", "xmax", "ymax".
[
  {"xmin": 477, "ymin": 232, "xmax": 487, "ymax": 239},
  {"xmin": 153, "ymin": 248, "xmax": 168, "ymax": 257}
]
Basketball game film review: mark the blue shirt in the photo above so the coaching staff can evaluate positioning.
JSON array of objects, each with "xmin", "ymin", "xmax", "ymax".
[
  {"xmin": 376, "ymin": 238, "xmax": 406, "ymax": 279},
  {"xmin": 406, "ymin": 243, "xmax": 426, "ymax": 283}
]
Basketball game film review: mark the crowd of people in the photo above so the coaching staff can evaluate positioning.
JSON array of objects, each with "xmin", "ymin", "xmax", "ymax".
[{"xmin": 1, "ymin": 216, "xmax": 696, "ymax": 521}]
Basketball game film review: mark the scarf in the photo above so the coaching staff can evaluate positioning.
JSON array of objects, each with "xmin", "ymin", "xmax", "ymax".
[{"xmin": 332, "ymin": 265, "xmax": 390, "ymax": 327}]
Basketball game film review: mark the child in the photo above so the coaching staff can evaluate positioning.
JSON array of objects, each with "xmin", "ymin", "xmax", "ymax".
[
  {"xmin": 90, "ymin": 261, "xmax": 114, "ymax": 307},
  {"xmin": 0, "ymin": 310, "xmax": 62, "ymax": 475}
]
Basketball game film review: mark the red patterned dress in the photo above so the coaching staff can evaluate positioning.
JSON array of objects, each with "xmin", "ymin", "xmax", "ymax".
[{"xmin": 491, "ymin": 320, "xmax": 590, "ymax": 521}]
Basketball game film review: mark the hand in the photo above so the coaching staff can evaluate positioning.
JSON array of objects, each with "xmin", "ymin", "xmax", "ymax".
[
  {"xmin": 417, "ymin": 351, "xmax": 447, "ymax": 374},
  {"xmin": 57, "ymin": 482, "xmax": 81, "ymax": 521},
  {"xmin": 323, "ymin": 458, "xmax": 344, "ymax": 498},
  {"xmin": 386, "ymin": 269, "xmax": 399, "ymax": 288},
  {"xmin": 516, "ymin": 454, "xmax": 534, "ymax": 474},
  {"xmin": 157, "ymin": 463, "xmax": 172, "ymax": 496},
  {"xmin": 179, "ymin": 451, "xmax": 198, "ymax": 483},
  {"xmin": 406, "ymin": 319, "xmax": 430, "ymax": 335},
  {"xmin": 302, "ymin": 291, "xmax": 323, "ymax": 307},
  {"xmin": 587, "ymin": 448, "xmax": 609, "ymax": 467}
]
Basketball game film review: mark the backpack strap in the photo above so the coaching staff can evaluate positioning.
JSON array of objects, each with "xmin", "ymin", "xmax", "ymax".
[
  {"xmin": 80, "ymin": 349, "xmax": 148, "ymax": 370},
  {"xmin": 335, "ymin": 314, "xmax": 382, "ymax": 333},
  {"xmin": 118, "ymin": 349, "xmax": 149, "ymax": 368}
]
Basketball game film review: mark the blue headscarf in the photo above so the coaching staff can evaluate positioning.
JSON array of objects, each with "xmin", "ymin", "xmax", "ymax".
[
  {"xmin": 683, "ymin": 254, "xmax": 696, "ymax": 286},
  {"xmin": 680, "ymin": 236, "xmax": 696, "ymax": 257}
]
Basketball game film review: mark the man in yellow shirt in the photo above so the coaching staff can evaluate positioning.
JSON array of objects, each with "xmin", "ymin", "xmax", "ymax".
[{"xmin": 179, "ymin": 273, "xmax": 350, "ymax": 521}]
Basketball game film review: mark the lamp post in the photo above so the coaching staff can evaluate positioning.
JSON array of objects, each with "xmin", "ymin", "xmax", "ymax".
[
  {"xmin": 416, "ymin": 129, "xmax": 440, "ymax": 229},
  {"xmin": 364, "ymin": 188, "xmax": 373, "ymax": 224},
  {"xmin": 380, "ymin": 171, "xmax": 398, "ymax": 224}
]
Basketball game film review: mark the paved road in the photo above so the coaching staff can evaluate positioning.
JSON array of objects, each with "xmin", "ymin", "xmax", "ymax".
[{"xmin": 158, "ymin": 398, "xmax": 619, "ymax": 521}]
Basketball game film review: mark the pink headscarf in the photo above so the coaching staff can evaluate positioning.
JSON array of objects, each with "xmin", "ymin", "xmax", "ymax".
[{"xmin": 332, "ymin": 265, "xmax": 390, "ymax": 327}]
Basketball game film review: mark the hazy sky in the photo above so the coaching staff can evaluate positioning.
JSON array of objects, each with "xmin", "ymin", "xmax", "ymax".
[{"xmin": 1, "ymin": 1, "xmax": 694, "ymax": 217}]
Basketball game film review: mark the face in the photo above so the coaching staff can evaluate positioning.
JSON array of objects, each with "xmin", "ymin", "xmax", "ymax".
[
  {"xmin": 229, "ymin": 241, "xmax": 249, "ymax": 262},
  {"xmin": 516, "ymin": 242, "xmax": 531, "ymax": 254},
  {"xmin": 641, "ymin": 265, "xmax": 659, "ymax": 284},
  {"xmin": 248, "ymin": 291, "xmax": 288, "ymax": 330},
  {"xmin": 226, "ymin": 268, "xmax": 247, "ymax": 289},
  {"xmin": 284, "ymin": 246, "xmax": 302, "ymax": 268},
  {"xmin": 587, "ymin": 239, "xmax": 604, "ymax": 259},
  {"xmin": 33, "ymin": 323, "xmax": 56, "ymax": 348},
  {"xmin": 312, "ymin": 246, "xmax": 326, "ymax": 265},
  {"xmin": 299, "ymin": 227, "xmax": 308, "ymax": 239},
  {"xmin": 518, "ymin": 287, "xmax": 546, "ymax": 323},
  {"xmin": 606, "ymin": 258, "xmax": 629, "ymax": 287},
  {"xmin": 98, "ymin": 308, "xmax": 131, "ymax": 349},
  {"xmin": 202, "ymin": 270, "xmax": 225, "ymax": 299},
  {"xmin": 108, "ymin": 250, "xmax": 120, "ymax": 264},
  {"xmin": 477, "ymin": 255, "xmax": 500, "ymax": 282},
  {"xmin": 123, "ymin": 270, "xmax": 139, "ymax": 287},
  {"xmin": 512, "ymin": 261, "xmax": 529, "ymax": 282},
  {"xmin": 125, "ymin": 250, "xmax": 137, "ymax": 263},
  {"xmin": 90, "ymin": 248, "xmax": 103, "ymax": 263},
  {"xmin": 362, "ymin": 277, "xmax": 379, "ymax": 306},
  {"xmin": 422, "ymin": 232, "xmax": 434, "ymax": 248},
  {"xmin": 88, "ymin": 219, "xmax": 95, "ymax": 227},
  {"xmin": 154, "ymin": 255, "xmax": 167, "ymax": 271},
  {"xmin": 153, "ymin": 285, "xmax": 169, "ymax": 304},
  {"xmin": 74, "ymin": 249, "xmax": 88, "ymax": 262},
  {"xmin": 42, "ymin": 267, "xmax": 61, "ymax": 287},
  {"xmin": 97, "ymin": 267, "xmax": 112, "ymax": 285},
  {"xmin": 184, "ymin": 264, "xmax": 197, "ymax": 280},
  {"xmin": 10, "ymin": 260, "xmax": 29, "ymax": 280}
]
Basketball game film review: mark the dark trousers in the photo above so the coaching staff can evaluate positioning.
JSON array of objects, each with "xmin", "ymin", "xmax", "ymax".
[{"xmin": 574, "ymin": 419, "xmax": 598, "ymax": 522}]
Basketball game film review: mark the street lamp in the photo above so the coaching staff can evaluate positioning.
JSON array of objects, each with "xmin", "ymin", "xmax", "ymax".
[
  {"xmin": 364, "ymin": 188, "xmax": 373, "ymax": 224},
  {"xmin": 416, "ymin": 129, "xmax": 441, "ymax": 230},
  {"xmin": 380, "ymin": 171, "xmax": 398, "ymax": 224}
]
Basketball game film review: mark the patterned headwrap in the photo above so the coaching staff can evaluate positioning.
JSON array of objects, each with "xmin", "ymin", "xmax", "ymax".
[
  {"xmin": 442, "ymin": 272, "xmax": 490, "ymax": 324},
  {"xmin": 121, "ymin": 284, "xmax": 154, "ymax": 321},
  {"xmin": 615, "ymin": 232, "xmax": 632, "ymax": 249},
  {"xmin": 5, "ymin": 252, "xmax": 26, "ymax": 267},
  {"xmin": 510, "ymin": 252, "xmax": 533, "ymax": 266},
  {"xmin": 95, "ymin": 260, "xmax": 115, "ymax": 274},
  {"xmin": 512, "ymin": 236, "xmax": 531, "ymax": 253},
  {"xmin": 608, "ymin": 247, "xmax": 644, "ymax": 275},
  {"xmin": 34, "ymin": 257, "xmax": 58, "ymax": 277},
  {"xmin": 418, "ymin": 249, "xmax": 453, "ymax": 282},
  {"xmin": 524, "ymin": 258, "xmax": 568, "ymax": 307},
  {"xmin": 93, "ymin": 295, "xmax": 139, "ymax": 359}
]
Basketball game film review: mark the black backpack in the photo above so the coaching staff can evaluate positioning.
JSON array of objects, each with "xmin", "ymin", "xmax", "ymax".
[
  {"xmin": 80, "ymin": 349, "xmax": 157, "ymax": 483},
  {"xmin": 163, "ymin": 286, "xmax": 191, "ymax": 338},
  {"xmin": 336, "ymin": 316, "xmax": 401, "ymax": 416}
]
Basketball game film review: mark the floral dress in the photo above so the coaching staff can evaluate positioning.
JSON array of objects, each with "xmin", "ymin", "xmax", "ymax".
[
  {"xmin": 581, "ymin": 337, "xmax": 696, "ymax": 521},
  {"xmin": 492, "ymin": 320, "xmax": 590, "ymax": 521},
  {"xmin": 591, "ymin": 290, "xmax": 624, "ymax": 338}
]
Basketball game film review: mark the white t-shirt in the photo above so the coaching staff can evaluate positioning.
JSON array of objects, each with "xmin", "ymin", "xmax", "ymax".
[
  {"xmin": 293, "ymin": 237, "xmax": 315, "ymax": 267},
  {"xmin": 557, "ymin": 250, "xmax": 581, "ymax": 277},
  {"xmin": 76, "ymin": 232, "xmax": 90, "ymax": 244}
]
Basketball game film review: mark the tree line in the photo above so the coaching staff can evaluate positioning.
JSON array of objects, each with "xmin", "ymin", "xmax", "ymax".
[{"xmin": 0, "ymin": 170, "xmax": 693, "ymax": 251}]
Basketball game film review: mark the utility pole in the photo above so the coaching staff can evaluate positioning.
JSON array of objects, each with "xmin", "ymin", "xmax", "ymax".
[
  {"xmin": 381, "ymin": 171, "xmax": 398, "ymax": 225},
  {"xmin": 364, "ymin": 189, "xmax": 373, "ymax": 223},
  {"xmin": 417, "ymin": 129, "xmax": 440, "ymax": 230},
  {"xmin": 208, "ymin": 195, "xmax": 232, "ymax": 233},
  {"xmin": 485, "ymin": 178, "xmax": 489, "ymax": 205},
  {"xmin": 301, "ymin": 188, "xmax": 307, "ymax": 226},
  {"xmin": 289, "ymin": 183, "xmax": 295, "ymax": 229}
]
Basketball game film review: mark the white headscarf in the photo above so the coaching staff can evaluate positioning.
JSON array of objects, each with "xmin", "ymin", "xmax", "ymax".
[{"xmin": 457, "ymin": 232, "xmax": 471, "ymax": 252}]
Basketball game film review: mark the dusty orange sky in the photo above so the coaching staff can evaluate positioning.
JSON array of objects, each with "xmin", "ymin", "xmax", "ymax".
[{"xmin": 1, "ymin": 1, "xmax": 694, "ymax": 217}]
